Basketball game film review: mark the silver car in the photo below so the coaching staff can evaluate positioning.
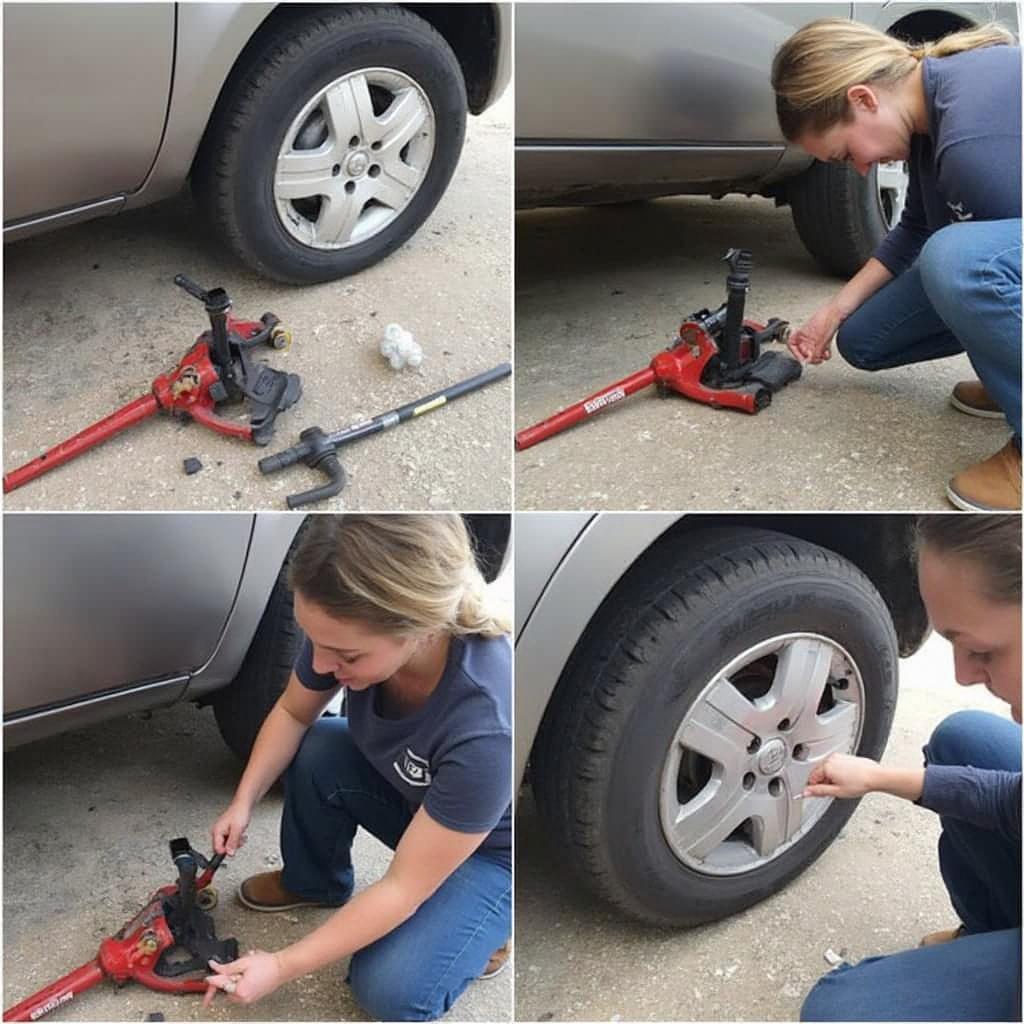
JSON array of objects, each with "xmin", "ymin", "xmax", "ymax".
[
  {"xmin": 516, "ymin": 2, "xmax": 1017, "ymax": 276},
  {"xmin": 516, "ymin": 513, "xmax": 927, "ymax": 925},
  {"xmin": 4, "ymin": 513, "xmax": 510, "ymax": 756},
  {"xmin": 4, "ymin": 3, "xmax": 511, "ymax": 284}
]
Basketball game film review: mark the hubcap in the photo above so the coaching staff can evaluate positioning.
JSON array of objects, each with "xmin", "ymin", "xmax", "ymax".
[
  {"xmin": 274, "ymin": 68, "xmax": 436, "ymax": 250},
  {"xmin": 876, "ymin": 160, "xmax": 909, "ymax": 230},
  {"xmin": 659, "ymin": 633, "xmax": 864, "ymax": 876}
]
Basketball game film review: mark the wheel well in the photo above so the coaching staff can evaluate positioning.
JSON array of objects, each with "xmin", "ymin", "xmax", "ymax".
[
  {"xmin": 643, "ymin": 515, "xmax": 928, "ymax": 657},
  {"xmin": 209, "ymin": 3, "xmax": 498, "ymax": 125},
  {"xmin": 884, "ymin": 10, "xmax": 973, "ymax": 45},
  {"xmin": 402, "ymin": 4, "xmax": 500, "ymax": 113}
]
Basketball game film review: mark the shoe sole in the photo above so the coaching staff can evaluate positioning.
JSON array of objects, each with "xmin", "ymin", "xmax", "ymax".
[
  {"xmin": 480, "ymin": 958, "xmax": 510, "ymax": 980},
  {"xmin": 945, "ymin": 483, "xmax": 1006, "ymax": 512},
  {"xmin": 950, "ymin": 395, "xmax": 1005, "ymax": 420},
  {"xmin": 237, "ymin": 888, "xmax": 330, "ymax": 913}
]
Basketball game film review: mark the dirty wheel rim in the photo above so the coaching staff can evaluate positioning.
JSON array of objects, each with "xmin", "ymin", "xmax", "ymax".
[
  {"xmin": 274, "ymin": 68, "xmax": 435, "ymax": 250},
  {"xmin": 876, "ymin": 160, "xmax": 908, "ymax": 229},
  {"xmin": 659, "ymin": 632, "xmax": 865, "ymax": 876}
]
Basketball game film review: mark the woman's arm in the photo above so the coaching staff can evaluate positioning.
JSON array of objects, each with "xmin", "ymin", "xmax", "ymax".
[
  {"xmin": 788, "ymin": 258, "xmax": 893, "ymax": 363},
  {"xmin": 803, "ymin": 753, "xmax": 922, "ymax": 800},
  {"xmin": 211, "ymin": 672, "xmax": 339, "ymax": 855},
  {"xmin": 205, "ymin": 806, "xmax": 489, "ymax": 1005},
  {"xmin": 278, "ymin": 807, "xmax": 488, "ymax": 979}
]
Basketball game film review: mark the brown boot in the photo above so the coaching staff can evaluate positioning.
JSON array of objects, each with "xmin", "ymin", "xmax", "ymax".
[
  {"xmin": 480, "ymin": 941, "xmax": 511, "ymax": 979},
  {"xmin": 951, "ymin": 380, "xmax": 1005, "ymax": 419},
  {"xmin": 947, "ymin": 441, "xmax": 1022, "ymax": 511},
  {"xmin": 920, "ymin": 924, "xmax": 966, "ymax": 947},
  {"xmin": 238, "ymin": 870, "xmax": 327, "ymax": 912}
]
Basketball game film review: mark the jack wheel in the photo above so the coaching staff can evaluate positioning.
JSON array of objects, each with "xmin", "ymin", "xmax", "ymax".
[
  {"xmin": 754, "ymin": 389, "xmax": 771, "ymax": 412},
  {"xmin": 196, "ymin": 887, "xmax": 219, "ymax": 911}
]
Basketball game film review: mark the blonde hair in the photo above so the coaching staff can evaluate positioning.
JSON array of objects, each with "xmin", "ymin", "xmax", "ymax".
[
  {"xmin": 289, "ymin": 514, "xmax": 510, "ymax": 638},
  {"xmin": 772, "ymin": 19, "xmax": 1014, "ymax": 140}
]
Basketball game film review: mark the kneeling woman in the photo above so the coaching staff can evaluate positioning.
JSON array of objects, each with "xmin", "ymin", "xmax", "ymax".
[
  {"xmin": 205, "ymin": 514, "xmax": 511, "ymax": 1021},
  {"xmin": 801, "ymin": 514, "xmax": 1020, "ymax": 1022}
]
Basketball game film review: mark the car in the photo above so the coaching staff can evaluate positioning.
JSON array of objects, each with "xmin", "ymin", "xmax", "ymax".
[
  {"xmin": 3, "ymin": 3, "xmax": 511, "ymax": 284},
  {"xmin": 515, "ymin": 2, "xmax": 1018, "ymax": 277},
  {"xmin": 515, "ymin": 513, "xmax": 928, "ymax": 926},
  {"xmin": 3, "ymin": 512, "xmax": 510, "ymax": 758}
]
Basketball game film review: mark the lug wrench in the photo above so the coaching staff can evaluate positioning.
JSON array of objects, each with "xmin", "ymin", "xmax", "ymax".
[{"xmin": 260, "ymin": 362, "xmax": 512, "ymax": 508}]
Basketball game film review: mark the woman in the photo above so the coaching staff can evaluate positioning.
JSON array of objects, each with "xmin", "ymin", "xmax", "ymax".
[
  {"xmin": 203, "ymin": 514, "xmax": 511, "ymax": 1021},
  {"xmin": 801, "ymin": 514, "xmax": 1021, "ymax": 1022},
  {"xmin": 772, "ymin": 21, "xmax": 1021, "ymax": 511}
]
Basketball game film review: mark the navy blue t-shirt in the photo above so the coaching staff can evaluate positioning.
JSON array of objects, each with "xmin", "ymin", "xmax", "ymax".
[
  {"xmin": 875, "ymin": 45, "xmax": 1022, "ymax": 276},
  {"xmin": 294, "ymin": 632, "xmax": 512, "ymax": 870}
]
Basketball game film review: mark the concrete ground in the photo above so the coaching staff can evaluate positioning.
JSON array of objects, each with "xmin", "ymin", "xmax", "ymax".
[
  {"xmin": 3, "ymin": 93, "xmax": 512, "ymax": 512},
  {"xmin": 3, "ymin": 702, "xmax": 512, "ymax": 1023},
  {"xmin": 515, "ymin": 196, "xmax": 1008, "ymax": 511},
  {"xmin": 514, "ymin": 632, "xmax": 1011, "ymax": 1022}
]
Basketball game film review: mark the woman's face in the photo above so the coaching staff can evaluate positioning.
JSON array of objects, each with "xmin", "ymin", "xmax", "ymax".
[
  {"xmin": 294, "ymin": 591, "xmax": 420, "ymax": 690},
  {"xmin": 917, "ymin": 545, "xmax": 1022, "ymax": 723},
  {"xmin": 797, "ymin": 84, "xmax": 912, "ymax": 177}
]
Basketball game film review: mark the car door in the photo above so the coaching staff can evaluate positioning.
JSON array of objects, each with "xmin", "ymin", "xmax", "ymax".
[
  {"xmin": 3, "ymin": 3, "xmax": 175, "ymax": 223},
  {"xmin": 3, "ymin": 514, "xmax": 252, "ymax": 721},
  {"xmin": 515, "ymin": 2, "xmax": 846, "ymax": 200}
]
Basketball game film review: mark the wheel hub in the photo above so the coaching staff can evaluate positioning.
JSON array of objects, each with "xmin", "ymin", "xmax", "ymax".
[
  {"xmin": 274, "ymin": 67, "xmax": 435, "ymax": 251},
  {"xmin": 659, "ymin": 632, "xmax": 865, "ymax": 876},
  {"xmin": 345, "ymin": 151, "xmax": 370, "ymax": 178},
  {"xmin": 756, "ymin": 737, "xmax": 788, "ymax": 776}
]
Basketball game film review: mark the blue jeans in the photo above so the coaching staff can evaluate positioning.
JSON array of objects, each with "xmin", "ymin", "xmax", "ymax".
[
  {"xmin": 837, "ymin": 219, "xmax": 1022, "ymax": 439},
  {"xmin": 280, "ymin": 718, "xmax": 512, "ymax": 1021},
  {"xmin": 802, "ymin": 710, "xmax": 1022, "ymax": 1022}
]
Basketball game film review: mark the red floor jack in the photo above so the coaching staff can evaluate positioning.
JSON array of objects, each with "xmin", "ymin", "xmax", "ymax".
[
  {"xmin": 515, "ymin": 249, "xmax": 802, "ymax": 450},
  {"xmin": 4, "ymin": 838, "xmax": 237, "ymax": 1022},
  {"xmin": 3, "ymin": 275, "xmax": 302, "ymax": 493}
]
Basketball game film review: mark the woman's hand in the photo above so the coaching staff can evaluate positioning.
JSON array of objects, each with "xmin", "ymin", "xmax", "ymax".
[
  {"xmin": 203, "ymin": 951, "xmax": 285, "ymax": 1008},
  {"xmin": 803, "ymin": 753, "xmax": 882, "ymax": 798},
  {"xmin": 788, "ymin": 303, "xmax": 844, "ymax": 364},
  {"xmin": 210, "ymin": 800, "xmax": 252, "ymax": 857}
]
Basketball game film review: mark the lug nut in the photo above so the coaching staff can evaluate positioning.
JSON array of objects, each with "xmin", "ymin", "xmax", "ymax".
[
  {"xmin": 768, "ymin": 778, "xmax": 783, "ymax": 797},
  {"xmin": 747, "ymin": 737, "xmax": 761, "ymax": 754}
]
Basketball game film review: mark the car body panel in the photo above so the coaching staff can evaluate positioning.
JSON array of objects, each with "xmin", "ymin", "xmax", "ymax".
[
  {"xmin": 4, "ymin": 2, "xmax": 511, "ymax": 240},
  {"xmin": 183, "ymin": 512, "xmax": 306, "ymax": 699},
  {"xmin": 515, "ymin": 1, "xmax": 1018, "ymax": 206},
  {"xmin": 3, "ymin": 514, "xmax": 253, "ymax": 718},
  {"xmin": 514, "ymin": 512, "xmax": 683, "ymax": 784},
  {"xmin": 3, "ymin": 3, "xmax": 175, "ymax": 222},
  {"xmin": 2, "ymin": 513, "xmax": 304, "ymax": 749}
]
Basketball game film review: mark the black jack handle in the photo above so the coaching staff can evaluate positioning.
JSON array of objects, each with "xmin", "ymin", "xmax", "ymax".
[{"xmin": 259, "ymin": 362, "xmax": 512, "ymax": 509}]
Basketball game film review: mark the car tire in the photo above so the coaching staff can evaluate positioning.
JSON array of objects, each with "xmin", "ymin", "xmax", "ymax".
[
  {"xmin": 531, "ymin": 527, "xmax": 898, "ymax": 926},
  {"xmin": 787, "ymin": 161, "xmax": 896, "ymax": 278},
  {"xmin": 192, "ymin": 6, "xmax": 467, "ymax": 284},
  {"xmin": 212, "ymin": 537, "xmax": 306, "ymax": 760}
]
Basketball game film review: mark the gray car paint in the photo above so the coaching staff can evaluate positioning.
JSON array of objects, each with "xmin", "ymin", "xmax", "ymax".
[
  {"xmin": 4, "ymin": 3, "xmax": 511, "ymax": 241},
  {"xmin": 3, "ymin": 513, "xmax": 302, "ymax": 749},
  {"xmin": 514, "ymin": 512, "xmax": 685, "ymax": 785},
  {"xmin": 3, "ymin": 4, "xmax": 176, "ymax": 221},
  {"xmin": 515, "ymin": 1, "xmax": 1017, "ymax": 205}
]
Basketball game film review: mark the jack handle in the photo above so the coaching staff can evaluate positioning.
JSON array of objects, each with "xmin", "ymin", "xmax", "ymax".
[
  {"xmin": 259, "ymin": 363, "xmax": 510, "ymax": 508},
  {"xmin": 3, "ymin": 960, "xmax": 106, "ymax": 1022},
  {"xmin": 259, "ymin": 426, "xmax": 346, "ymax": 509}
]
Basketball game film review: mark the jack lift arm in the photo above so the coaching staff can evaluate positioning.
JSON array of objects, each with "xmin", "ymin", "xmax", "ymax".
[
  {"xmin": 4, "ymin": 839, "xmax": 236, "ymax": 1022},
  {"xmin": 515, "ymin": 249, "xmax": 801, "ymax": 450},
  {"xmin": 3, "ymin": 276, "xmax": 301, "ymax": 494}
]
